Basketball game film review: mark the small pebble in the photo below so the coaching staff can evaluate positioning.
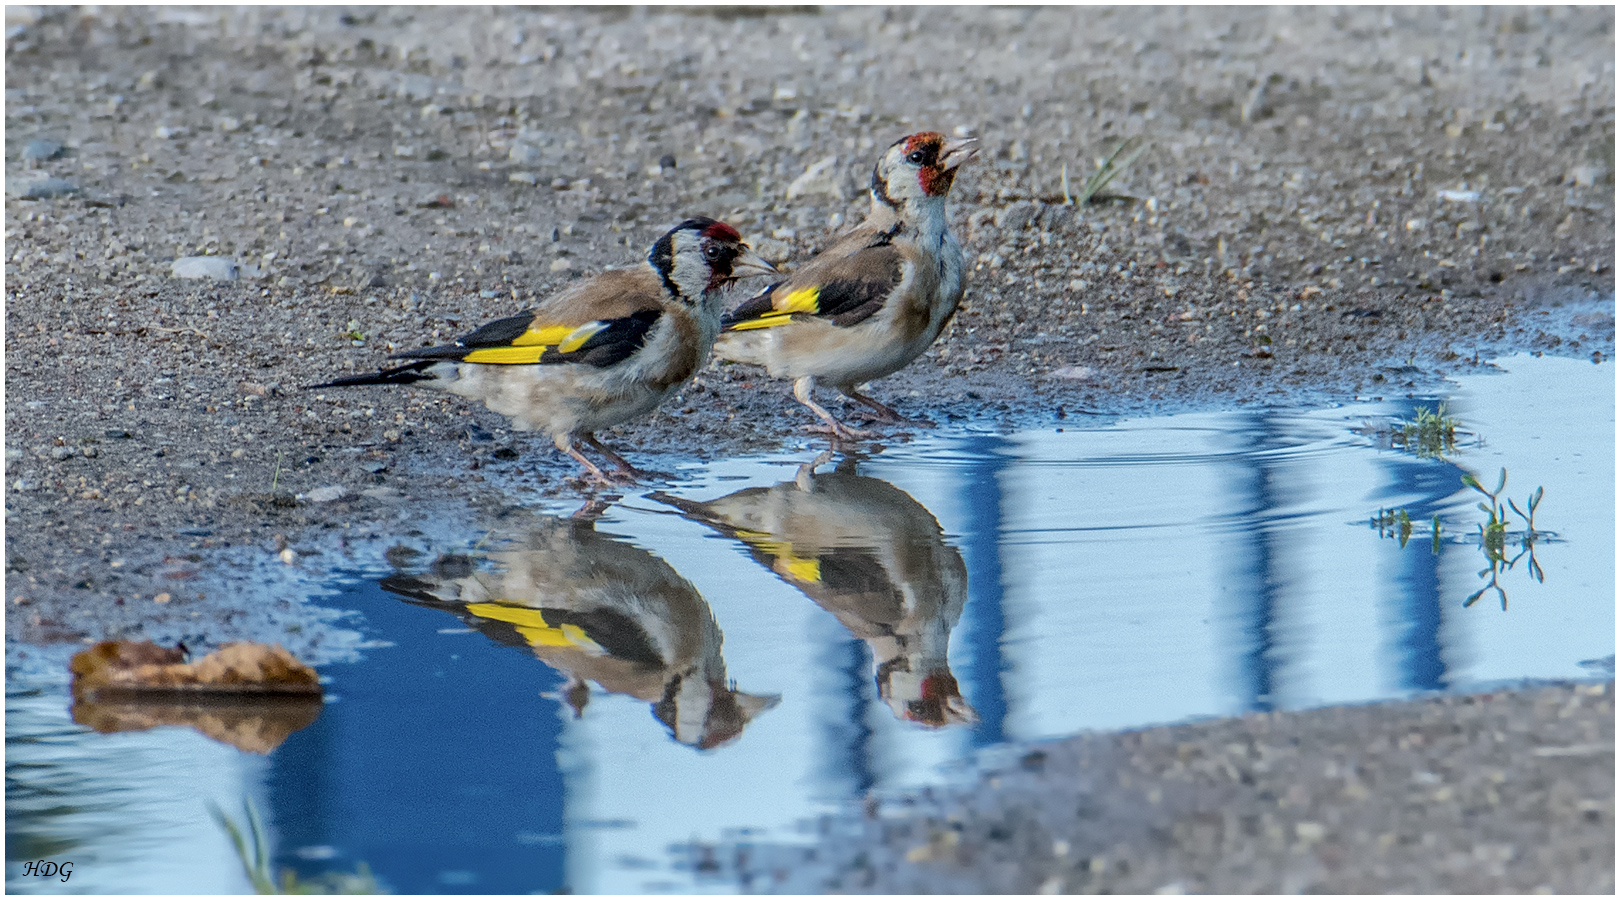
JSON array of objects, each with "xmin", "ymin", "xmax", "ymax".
[
  {"xmin": 509, "ymin": 171, "xmax": 539, "ymax": 185},
  {"xmin": 1051, "ymin": 365, "xmax": 1096, "ymax": 381},
  {"xmin": 550, "ymin": 258, "xmax": 572, "ymax": 272},
  {"xmin": 152, "ymin": 125, "xmax": 186, "ymax": 140},
  {"xmin": 786, "ymin": 154, "xmax": 844, "ymax": 201},
  {"xmin": 18, "ymin": 177, "xmax": 78, "ymax": 199},
  {"xmin": 171, "ymin": 256, "xmax": 240, "ymax": 280},
  {"xmin": 995, "ymin": 201, "xmax": 1040, "ymax": 231},
  {"xmin": 21, "ymin": 138, "xmax": 62, "ymax": 161},
  {"xmin": 508, "ymin": 143, "xmax": 544, "ymax": 165},
  {"xmin": 301, "ymin": 485, "xmax": 347, "ymax": 503}
]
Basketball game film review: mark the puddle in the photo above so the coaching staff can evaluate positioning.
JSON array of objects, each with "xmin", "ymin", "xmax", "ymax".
[{"xmin": 7, "ymin": 352, "xmax": 1613, "ymax": 893}]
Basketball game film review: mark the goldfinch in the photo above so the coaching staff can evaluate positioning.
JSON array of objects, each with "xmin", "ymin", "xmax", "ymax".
[
  {"xmin": 380, "ymin": 513, "xmax": 779, "ymax": 750},
  {"xmin": 715, "ymin": 132, "xmax": 978, "ymax": 439},
  {"xmin": 651, "ymin": 457, "xmax": 976, "ymax": 728},
  {"xmin": 316, "ymin": 218, "xmax": 777, "ymax": 483}
]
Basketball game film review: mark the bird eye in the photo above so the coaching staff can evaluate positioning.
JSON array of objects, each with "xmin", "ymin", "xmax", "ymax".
[
  {"xmin": 906, "ymin": 149, "xmax": 927, "ymax": 164},
  {"xmin": 704, "ymin": 245, "xmax": 723, "ymax": 261}
]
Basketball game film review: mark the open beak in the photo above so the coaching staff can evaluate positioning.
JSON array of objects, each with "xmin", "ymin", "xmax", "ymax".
[
  {"xmin": 730, "ymin": 246, "xmax": 781, "ymax": 280},
  {"xmin": 939, "ymin": 136, "xmax": 980, "ymax": 171}
]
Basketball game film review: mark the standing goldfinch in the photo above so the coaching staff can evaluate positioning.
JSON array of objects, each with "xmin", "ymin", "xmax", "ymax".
[
  {"xmin": 715, "ymin": 132, "xmax": 978, "ymax": 439},
  {"xmin": 316, "ymin": 218, "xmax": 777, "ymax": 483}
]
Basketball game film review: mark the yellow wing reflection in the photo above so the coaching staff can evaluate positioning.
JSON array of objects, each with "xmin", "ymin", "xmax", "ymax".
[
  {"xmin": 653, "ymin": 459, "xmax": 976, "ymax": 728},
  {"xmin": 380, "ymin": 515, "xmax": 778, "ymax": 751}
]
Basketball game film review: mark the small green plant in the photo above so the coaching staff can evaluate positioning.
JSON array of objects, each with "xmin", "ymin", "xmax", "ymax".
[
  {"xmin": 212, "ymin": 799, "xmax": 386, "ymax": 895},
  {"xmin": 1062, "ymin": 136, "xmax": 1148, "ymax": 206},
  {"xmin": 1391, "ymin": 403, "xmax": 1460, "ymax": 458}
]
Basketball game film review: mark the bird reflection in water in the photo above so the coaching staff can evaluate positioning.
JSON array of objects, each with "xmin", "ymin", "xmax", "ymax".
[
  {"xmin": 653, "ymin": 454, "xmax": 976, "ymax": 728},
  {"xmin": 379, "ymin": 508, "xmax": 778, "ymax": 750}
]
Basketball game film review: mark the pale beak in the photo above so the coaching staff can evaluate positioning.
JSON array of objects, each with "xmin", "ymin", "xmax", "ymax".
[
  {"xmin": 729, "ymin": 246, "xmax": 781, "ymax": 280},
  {"xmin": 939, "ymin": 137, "xmax": 980, "ymax": 171}
]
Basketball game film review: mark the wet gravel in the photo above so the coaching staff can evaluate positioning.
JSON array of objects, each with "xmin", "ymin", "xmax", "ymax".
[{"xmin": 3, "ymin": 7, "xmax": 1614, "ymax": 892}]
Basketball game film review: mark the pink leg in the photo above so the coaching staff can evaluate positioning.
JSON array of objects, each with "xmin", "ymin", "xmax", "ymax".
[
  {"xmin": 843, "ymin": 389, "xmax": 933, "ymax": 427},
  {"xmin": 794, "ymin": 376, "xmax": 874, "ymax": 441}
]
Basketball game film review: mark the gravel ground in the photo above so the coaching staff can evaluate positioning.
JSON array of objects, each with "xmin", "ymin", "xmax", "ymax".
[
  {"xmin": 711, "ymin": 681, "xmax": 1614, "ymax": 894},
  {"xmin": 3, "ymin": 7, "xmax": 1613, "ymax": 892}
]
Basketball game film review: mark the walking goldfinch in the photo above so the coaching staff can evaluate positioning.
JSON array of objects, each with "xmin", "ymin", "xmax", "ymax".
[
  {"xmin": 316, "ymin": 217, "xmax": 776, "ymax": 483},
  {"xmin": 714, "ymin": 132, "xmax": 978, "ymax": 439}
]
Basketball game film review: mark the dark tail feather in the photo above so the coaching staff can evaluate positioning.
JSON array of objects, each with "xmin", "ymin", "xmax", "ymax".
[
  {"xmin": 378, "ymin": 573, "xmax": 445, "ymax": 604},
  {"xmin": 308, "ymin": 359, "xmax": 438, "ymax": 390}
]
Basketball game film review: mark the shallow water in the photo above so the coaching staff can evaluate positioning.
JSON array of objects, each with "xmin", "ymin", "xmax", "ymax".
[{"xmin": 7, "ymin": 352, "xmax": 1613, "ymax": 894}]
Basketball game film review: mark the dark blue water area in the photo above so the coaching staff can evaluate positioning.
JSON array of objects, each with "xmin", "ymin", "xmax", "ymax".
[{"xmin": 266, "ymin": 577, "xmax": 568, "ymax": 894}]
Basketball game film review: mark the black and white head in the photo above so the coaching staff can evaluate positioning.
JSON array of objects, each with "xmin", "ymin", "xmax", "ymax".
[
  {"xmin": 870, "ymin": 131, "xmax": 979, "ymax": 221},
  {"xmin": 648, "ymin": 217, "xmax": 778, "ymax": 306},
  {"xmin": 875, "ymin": 656, "xmax": 978, "ymax": 728},
  {"xmin": 652, "ymin": 671, "xmax": 781, "ymax": 751}
]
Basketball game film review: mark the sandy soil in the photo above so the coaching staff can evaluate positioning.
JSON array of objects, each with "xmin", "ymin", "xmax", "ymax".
[{"xmin": 3, "ymin": 7, "xmax": 1614, "ymax": 892}]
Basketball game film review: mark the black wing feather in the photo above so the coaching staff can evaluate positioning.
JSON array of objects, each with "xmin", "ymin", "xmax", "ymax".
[
  {"xmin": 721, "ymin": 282, "xmax": 784, "ymax": 328},
  {"xmin": 389, "ymin": 309, "xmax": 662, "ymax": 369},
  {"xmin": 723, "ymin": 249, "xmax": 902, "ymax": 330},
  {"xmin": 550, "ymin": 308, "xmax": 661, "ymax": 368},
  {"xmin": 452, "ymin": 312, "xmax": 540, "ymax": 348}
]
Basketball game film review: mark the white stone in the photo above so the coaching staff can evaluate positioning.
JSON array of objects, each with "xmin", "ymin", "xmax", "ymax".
[
  {"xmin": 786, "ymin": 154, "xmax": 844, "ymax": 201},
  {"xmin": 171, "ymin": 256, "xmax": 240, "ymax": 280}
]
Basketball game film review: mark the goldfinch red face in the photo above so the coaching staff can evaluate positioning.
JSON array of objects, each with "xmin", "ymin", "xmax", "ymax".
[
  {"xmin": 872, "ymin": 131, "xmax": 979, "ymax": 210},
  {"xmin": 650, "ymin": 217, "xmax": 778, "ymax": 304}
]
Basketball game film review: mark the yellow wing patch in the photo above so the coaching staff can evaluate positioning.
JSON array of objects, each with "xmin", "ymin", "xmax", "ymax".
[
  {"xmin": 733, "ymin": 532, "xmax": 824, "ymax": 584},
  {"xmin": 557, "ymin": 321, "xmax": 608, "ymax": 353},
  {"xmin": 466, "ymin": 602, "xmax": 605, "ymax": 654},
  {"xmin": 777, "ymin": 555, "xmax": 822, "ymax": 583},
  {"xmin": 727, "ymin": 286, "xmax": 821, "ymax": 331},
  {"xmin": 777, "ymin": 286, "xmax": 821, "ymax": 314},
  {"xmin": 462, "ymin": 346, "xmax": 549, "ymax": 364},
  {"xmin": 511, "ymin": 324, "xmax": 576, "ymax": 347},
  {"xmin": 461, "ymin": 321, "xmax": 607, "ymax": 364}
]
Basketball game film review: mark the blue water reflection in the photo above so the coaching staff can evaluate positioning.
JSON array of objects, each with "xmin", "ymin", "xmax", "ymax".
[{"xmin": 266, "ymin": 581, "xmax": 568, "ymax": 893}]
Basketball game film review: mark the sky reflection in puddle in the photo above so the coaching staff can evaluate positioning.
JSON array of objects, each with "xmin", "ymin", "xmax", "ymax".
[{"xmin": 6, "ymin": 353, "xmax": 1612, "ymax": 894}]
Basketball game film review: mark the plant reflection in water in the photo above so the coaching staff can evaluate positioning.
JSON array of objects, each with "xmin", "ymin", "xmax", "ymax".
[
  {"xmin": 653, "ymin": 453, "xmax": 976, "ymax": 729},
  {"xmin": 1371, "ymin": 467, "xmax": 1556, "ymax": 611},
  {"xmin": 379, "ymin": 508, "xmax": 778, "ymax": 750}
]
